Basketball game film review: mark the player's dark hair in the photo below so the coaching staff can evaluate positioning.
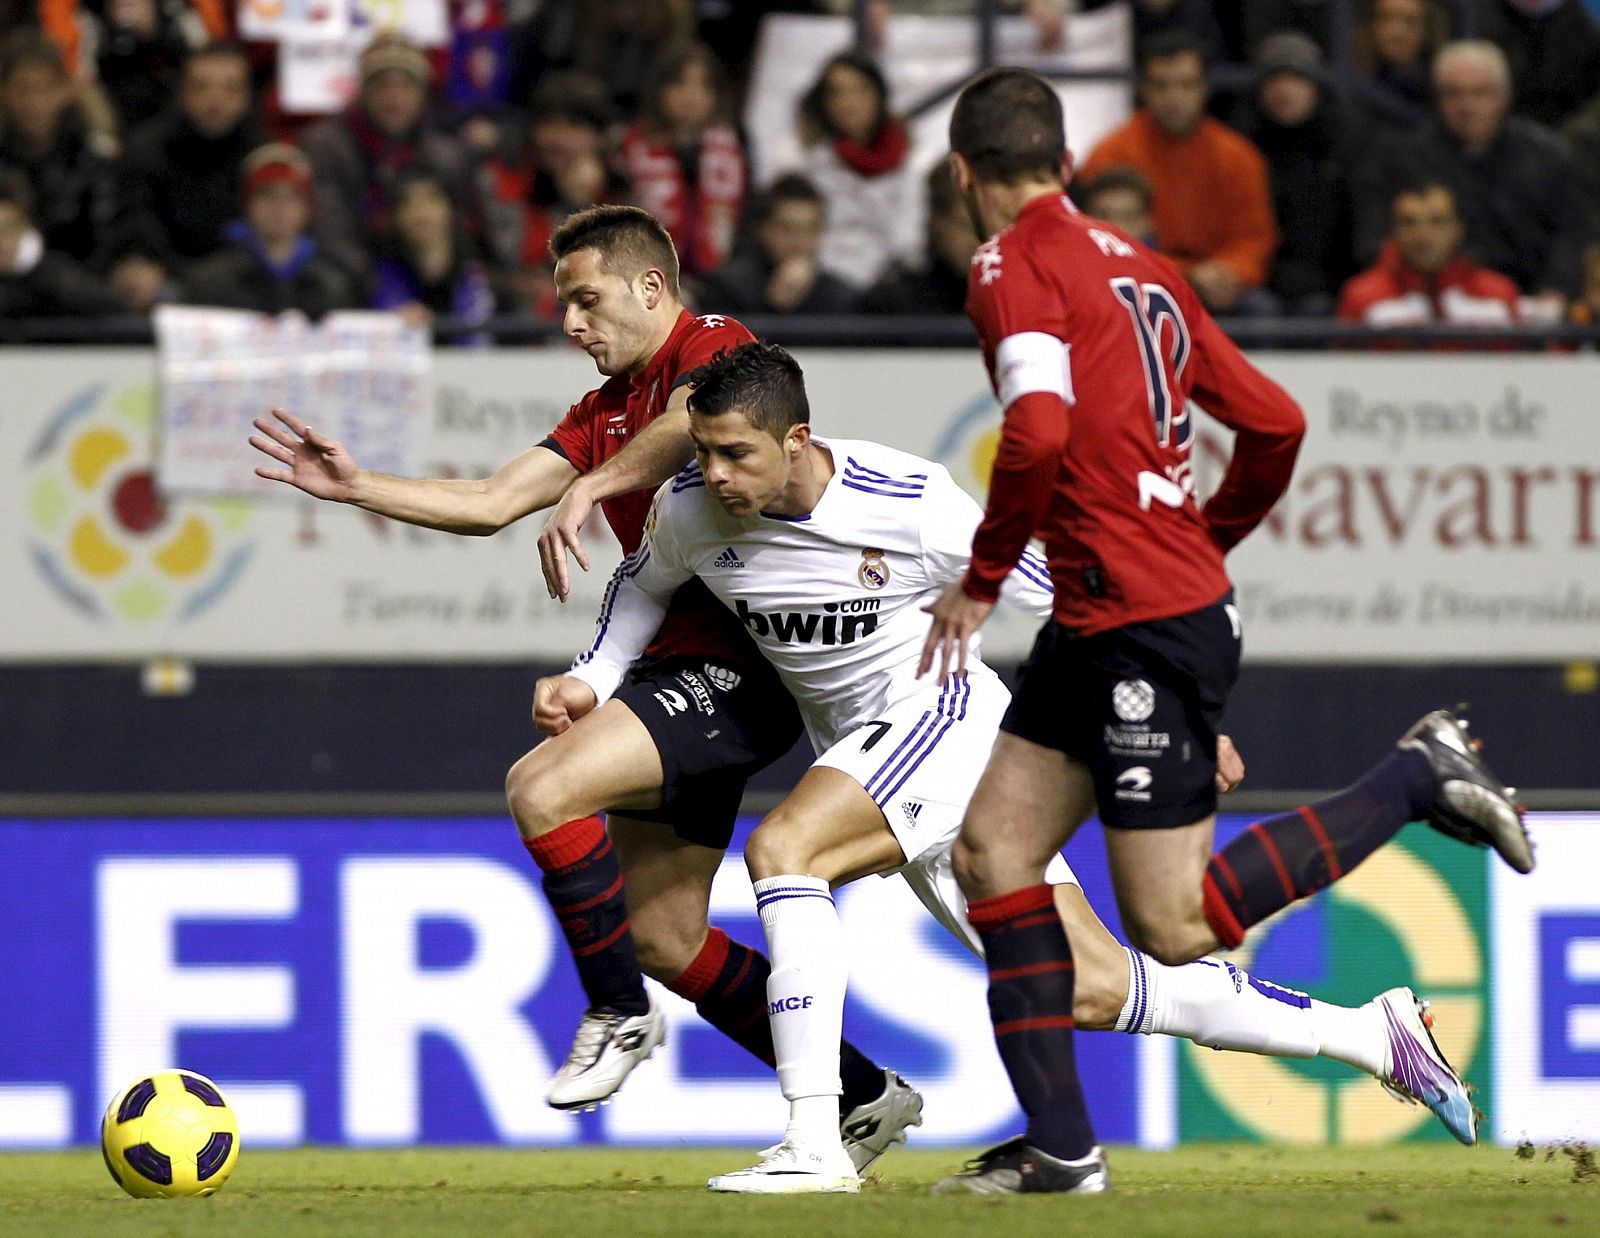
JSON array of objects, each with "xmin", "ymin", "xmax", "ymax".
[
  {"xmin": 1137, "ymin": 29, "xmax": 1209, "ymax": 75},
  {"xmin": 549, "ymin": 204, "xmax": 681, "ymax": 297},
  {"xmin": 949, "ymin": 67, "xmax": 1065, "ymax": 185},
  {"xmin": 686, "ymin": 342, "xmax": 810, "ymax": 438}
]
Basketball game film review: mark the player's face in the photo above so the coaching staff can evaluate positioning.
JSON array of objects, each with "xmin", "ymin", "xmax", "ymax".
[
  {"xmin": 690, "ymin": 412, "xmax": 797, "ymax": 516},
  {"xmin": 554, "ymin": 247, "xmax": 656, "ymax": 376},
  {"xmin": 1140, "ymin": 51, "xmax": 1207, "ymax": 138},
  {"xmin": 1393, "ymin": 187, "xmax": 1463, "ymax": 274}
]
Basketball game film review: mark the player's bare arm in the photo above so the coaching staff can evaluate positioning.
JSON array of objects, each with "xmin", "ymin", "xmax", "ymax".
[
  {"xmin": 250, "ymin": 406, "xmax": 579, "ymax": 535},
  {"xmin": 539, "ymin": 387, "xmax": 696, "ymax": 600}
]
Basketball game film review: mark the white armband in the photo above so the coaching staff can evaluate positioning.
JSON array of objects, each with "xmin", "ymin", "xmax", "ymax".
[{"xmin": 995, "ymin": 331, "xmax": 1073, "ymax": 409}]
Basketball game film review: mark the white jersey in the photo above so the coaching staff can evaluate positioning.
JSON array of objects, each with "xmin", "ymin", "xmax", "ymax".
[{"xmin": 568, "ymin": 437, "xmax": 1054, "ymax": 751}]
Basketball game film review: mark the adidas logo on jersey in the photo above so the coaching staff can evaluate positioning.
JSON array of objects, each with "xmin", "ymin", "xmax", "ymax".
[
  {"xmin": 713, "ymin": 547, "xmax": 745, "ymax": 569},
  {"xmin": 901, "ymin": 802, "xmax": 923, "ymax": 828}
]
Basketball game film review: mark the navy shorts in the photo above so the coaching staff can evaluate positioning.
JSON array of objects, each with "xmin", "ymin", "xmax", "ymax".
[
  {"xmin": 1000, "ymin": 594, "xmax": 1242, "ymax": 829},
  {"xmin": 612, "ymin": 654, "xmax": 803, "ymax": 850}
]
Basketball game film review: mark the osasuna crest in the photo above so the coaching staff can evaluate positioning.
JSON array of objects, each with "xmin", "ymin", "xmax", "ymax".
[
  {"xmin": 704, "ymin": 664, "xmax": 742, "ymax": 691},
  {"xmin": 858, "ymin": 548, "xmax": 890, "ymax": 589},
  {"xmin": 1112, "ymin": 678, "xmax": 1156, "ymax": 723}
]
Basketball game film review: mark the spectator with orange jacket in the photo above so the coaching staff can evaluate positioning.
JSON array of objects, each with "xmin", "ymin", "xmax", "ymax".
[
  {"xmin": 1079, "ymin": 30, "xmax": 1278, "ymax": 314},
  {"xmin": 1338, "ymin": 179, "xmax": 1521, "ymax": 327}
]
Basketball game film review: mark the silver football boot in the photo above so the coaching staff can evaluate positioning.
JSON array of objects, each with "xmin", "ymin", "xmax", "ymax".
[{"xmin": 1399, "ymin": 708, "xmax": 1533, "ymax": 874}]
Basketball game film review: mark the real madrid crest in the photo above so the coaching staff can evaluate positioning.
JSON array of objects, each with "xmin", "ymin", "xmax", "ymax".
[{"xmin": 858, "ymin": 548, "xmax": 889, "ymax": 589}]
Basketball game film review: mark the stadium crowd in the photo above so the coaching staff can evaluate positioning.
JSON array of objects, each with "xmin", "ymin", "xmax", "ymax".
[{"xmin": 2, "ymin": 0, "xmax": 1600, "ymax": 332}]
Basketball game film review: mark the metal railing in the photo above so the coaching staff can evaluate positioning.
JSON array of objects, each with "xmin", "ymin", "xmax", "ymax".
[{"xmin": 3, "ymin": 313, "xmax": 1597, "ymax": 350}]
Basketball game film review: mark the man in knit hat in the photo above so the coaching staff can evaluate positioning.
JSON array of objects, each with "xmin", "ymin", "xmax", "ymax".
[
  {"xmin": 299, "ymin": 32, "xmax": 473, "ymax": 280},
  {"xmin": 180, "ymin": 143, "xmax": 362, "ymax": 317},
  {"xmin": 1233, "ymin": 31, "xmax": 1357, "ymax": 313}
]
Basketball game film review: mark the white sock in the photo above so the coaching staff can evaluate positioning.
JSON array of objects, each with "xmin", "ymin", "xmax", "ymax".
[
  {"xmin": 1119, "ymin": 950, "xmax": 1320, "ymax": 1058},
  {"xmin": 754, "ymin": 874, "xmax": 847, "ymax": 1151},
  {"xmin": 1307, "ymin": 999, "xmax": 1387, "ymax": 1076}
]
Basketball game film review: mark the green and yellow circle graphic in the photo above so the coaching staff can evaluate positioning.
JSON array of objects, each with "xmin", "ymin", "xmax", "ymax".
[
  {"xmin": 25, "ymin": 383, "xmax": 253, "ymax": 623},
  {"xmin": 934, "ymin": 394, "xmax": 1003, "ymax": 498},
  {"xmin": 1180, "ymin": 831, "xmax": 1488, "ymax": 1144}
]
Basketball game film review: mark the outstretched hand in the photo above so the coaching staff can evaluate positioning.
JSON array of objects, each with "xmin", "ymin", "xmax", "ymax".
[
  {"xmin": 249, "ymin": 407, "xmax": 359, "ymax": 501},
  {"xmin": 533, "ymin": 675, "xmax": 599, "ymax": 735},
  {"xmin": 538, "ymin": 482, "xmax": 595, "ymax": 601},
  {"xmin": 919, "ymin": 579, "xmax": 994, "ymax": 680}
]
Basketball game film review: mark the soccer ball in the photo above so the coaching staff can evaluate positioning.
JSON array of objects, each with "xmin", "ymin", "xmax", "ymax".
[{"xmin": 100, "ymin": 1070, "xmax": 240, "ymax": 1198}]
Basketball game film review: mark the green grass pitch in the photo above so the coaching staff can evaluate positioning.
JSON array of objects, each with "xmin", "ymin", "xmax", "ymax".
[{"xmin": 2, "ymin": 1144, "xmax": 1595, "ymax": 1237}]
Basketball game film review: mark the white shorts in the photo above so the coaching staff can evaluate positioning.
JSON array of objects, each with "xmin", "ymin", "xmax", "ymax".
[{"xmin": 813, "ymin": 673, "xmax": 1078, "ymax": 957}]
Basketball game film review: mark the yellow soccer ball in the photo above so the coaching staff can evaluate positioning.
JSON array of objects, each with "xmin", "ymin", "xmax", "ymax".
[{"xmin": 100, "ymin": 1070, "xmax": 240, "ymax": 1198}]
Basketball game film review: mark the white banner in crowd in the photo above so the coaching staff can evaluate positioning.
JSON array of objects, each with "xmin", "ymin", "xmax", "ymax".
[
  {"xmin": 245, "ymin": 0, "xmax": 450, "ymax": 113},
  {"xmin": 746, "ymin": 8, "xmax": 1132, "ymax": 190},
  {"xmin": 155, "ymin": 307, "xmax": 431, "ymax": 497},
  {"xmin": 0, "ymin": 346, "xmax": 1596, "ymax": 662},
  {"xmin": 240, "ymin": 0, "xmax": 447, "ymax": 44}
]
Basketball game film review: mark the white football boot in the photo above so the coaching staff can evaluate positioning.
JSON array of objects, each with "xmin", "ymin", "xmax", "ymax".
[
  {"xmin": 1372, "ymin": 986, "xmax": 1478, "ymax": 1145},
  {"xmin": 752, "ymin": 1071, "xmax": 925, "ymax": 1172},
  {"xmin": 707, "ymin": 1140, "xmax": 861, "ymax": 1194},
  {"xmin": 545, "ymin": 995, "xmax": 666, "ymax": 1111}
]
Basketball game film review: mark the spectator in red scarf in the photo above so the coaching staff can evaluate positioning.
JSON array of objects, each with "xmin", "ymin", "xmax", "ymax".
[
  {"xmin": 299, "ymin": 32, "xmax": 473, "ymax": 282},
  {"xmin": 483, "ymin": 71, "xmax": 627, "ymax": 316},
  {"xmin": 794, "ymin": 49, "xmax": 919, "ymax": 290},
  {"xmin": 619, "ymin": 40, "xmax": 745, "ymax": 284}
]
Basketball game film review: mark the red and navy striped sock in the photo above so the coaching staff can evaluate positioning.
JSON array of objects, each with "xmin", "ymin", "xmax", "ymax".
[
  {"xmin": 968, "ymin": 883, "xmax": 1096, "ymax": 1161},
  {"xmin": 1204, "ymin": 749, "xmax": 1433, "ymax": 947},
  {"xmin": 524, "ymin": 816, "xmax": 649, "ymax": 1016},
  {"xmin": 667, "ymin": 927, "xmax": 887, "ymax": 1113}
]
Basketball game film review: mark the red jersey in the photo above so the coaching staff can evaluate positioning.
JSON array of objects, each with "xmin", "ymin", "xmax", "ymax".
[
  {"xmin": 963, "ymin": 193, "xmax": 1305, "ymax": 635},
  {"xmin": 543, "ymin": 308, "xmax": 756, "ymax": 660}
]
